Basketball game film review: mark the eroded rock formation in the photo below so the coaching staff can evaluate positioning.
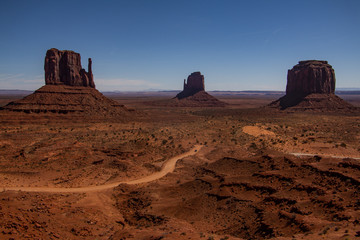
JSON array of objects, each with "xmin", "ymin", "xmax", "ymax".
[
  {"xmin": 286, "ymin": 60, "xmax": 335, "ymax": 96},
  {"xmin": 268, "ymin": 60, "xmax": 355, "ymax": 111},
  {"xmin": 184, "ymin": 71, "xmax": 205, "ymax": 92},
  {"xmin": 172, "ymin": 72, "xmax": 226, "ymax": 107},
  {"xmin": 176, "ymin": 72, "xmax": 205, "ymax": 99},
  {"xmin": 44, "ymin": 48, "xmax": 95, "ymax": 88},
  {"xmin": 1, "ymin": 48, "xmax": 130, "ymax": 116}
]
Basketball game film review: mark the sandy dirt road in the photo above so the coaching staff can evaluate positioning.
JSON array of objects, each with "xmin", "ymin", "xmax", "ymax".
[{"xmin": 1, "ymin": 145, "xmax": 203, "ymax": 193}]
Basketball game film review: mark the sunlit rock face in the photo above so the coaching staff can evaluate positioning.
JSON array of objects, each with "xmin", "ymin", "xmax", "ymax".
[
  {"xmin": 286, "ymin": 60, "xmax": 335, "ymax": 96},
  {"xmin": 267, "ymin": 60, "xmax": 356, "ymax": 111},
  {"xmin": 44, "ymin": 48, "xmax": 95, "ymax": 88},
  {"xmin": 1, "ymin": 48, "xmax": 132, "ymax": 115}
]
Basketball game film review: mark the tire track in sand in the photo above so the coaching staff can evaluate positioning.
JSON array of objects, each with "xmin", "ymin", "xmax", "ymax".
[{"xmin": 2, "ymin": 145, "xmax": 203, "ymax": 193}]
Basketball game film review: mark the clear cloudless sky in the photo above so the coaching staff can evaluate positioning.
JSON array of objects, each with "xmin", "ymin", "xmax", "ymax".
[{"xmin": 0, "ymin": 0, "xmax": 359, "ymax": 91}]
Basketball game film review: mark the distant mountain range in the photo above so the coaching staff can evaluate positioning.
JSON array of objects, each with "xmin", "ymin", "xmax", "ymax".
[
  {"xmin": 1, "ymin": 89, "xmax": 360, "ymax": 96},
  {"xmin": 0, "ymin": 90, "xmax": 33, "ymax": 95}
]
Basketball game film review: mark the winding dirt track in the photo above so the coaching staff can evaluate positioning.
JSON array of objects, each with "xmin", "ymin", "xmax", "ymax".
[{"xmin": 2, "ymin": 145, "xmax": 203, "ymax": 193}]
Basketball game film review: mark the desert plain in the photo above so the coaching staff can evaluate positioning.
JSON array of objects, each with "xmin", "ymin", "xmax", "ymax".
[{"xmin": 0, "ymin": 92, "xmax": 360, "ymax": 239}]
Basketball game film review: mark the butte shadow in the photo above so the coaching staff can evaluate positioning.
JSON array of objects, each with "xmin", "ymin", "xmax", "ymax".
[
  {"xmin": 1, "ymin": 48, "xmax": 131, "ymax": 117},
  {"xmin": 268, "ymin": 60, "xmax": 357, "ymax": 112}
]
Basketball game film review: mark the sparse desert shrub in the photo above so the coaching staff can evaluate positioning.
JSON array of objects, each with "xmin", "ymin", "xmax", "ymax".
[{"xmin": 340, "ymin": 143, "xmax": 347, "ymax": 148}]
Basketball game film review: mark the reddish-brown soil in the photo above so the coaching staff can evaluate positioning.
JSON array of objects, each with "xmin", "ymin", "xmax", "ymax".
[
  {"xmin": 147, "ymin": 91, "xmax": 227, "ymax": 107},
  {"xmin": 0, "ymin": 93, "xmax": 360, "ymax": 239},
  {"xmin": 1, "ymin": 85, "xmax": 131, "ymax": 117},
  {"xmin": 268, "ymin": 93, "xmax": 357, "ymax": 112}
]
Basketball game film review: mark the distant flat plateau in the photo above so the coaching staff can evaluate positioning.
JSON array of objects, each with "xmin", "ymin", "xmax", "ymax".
[{"xmin": 1, "ymin": 89, "xmax": 360, "ymax": 107}]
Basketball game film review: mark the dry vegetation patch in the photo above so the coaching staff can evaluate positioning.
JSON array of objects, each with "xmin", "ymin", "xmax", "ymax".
[{"xmin": 0, "ymin": 95, "xmax": 360, "ymax": 239}]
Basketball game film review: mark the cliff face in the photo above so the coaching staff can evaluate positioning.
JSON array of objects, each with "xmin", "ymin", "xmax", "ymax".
[
  {"xmin": 268, "ymin": 60, "xmax": 356, "ymax": 112},
  {"xmin": 172, "ymin": 71, "xmax": 226, "ymax": 107},
  {"xmin": 286, "ymin": 60, "xmax": 335, "ymax": 96},
  {"xmin": 176, "ymin": 72, "xmax": 205, "ymax": 99},
  {"xmin": 44, "ymin": 48, "xmax": 95, "ymax": 88},
  {"xmin": 1, "ymin": 48, "xmax": 132, "ymax": 116},
  {"xmin": 183, "ymin": 72, "xmax": 205, "ymax": 93}
]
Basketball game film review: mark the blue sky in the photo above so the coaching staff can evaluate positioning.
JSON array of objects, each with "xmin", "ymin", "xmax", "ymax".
[{"xmin": 0, "ymin": 0, "xmax": 359, "ymax": 91}]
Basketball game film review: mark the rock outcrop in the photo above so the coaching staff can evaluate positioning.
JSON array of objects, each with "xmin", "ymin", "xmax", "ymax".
[
  {"xmin": 2, "ymin": 48, "xmax": 130, "ymax": 117},
  {"xmin": 171, "ymin": 72, "xmax": 226, "ymax": 107},
  {"xmin": 44, "ymin": 48, "xmax": 95, "ymax": 88},
  {"xmin": 286, "ymin": 60, "xmax": 335, "ymax": 96},
  {"xmin": 2, "ymin": 85, "xmax": 128, "ymax": 115},
  {"xmin": 176, "ymin": 72, "xmax": 205, "ymax": 99},
  {"xmin": 268, "ymin": 60, "xmax": 356, "ymax": 112}
]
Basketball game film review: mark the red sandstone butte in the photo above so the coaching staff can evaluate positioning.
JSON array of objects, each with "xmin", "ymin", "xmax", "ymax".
[
  {"xmin": 1, "ymin": 48, "xmax": 130, "ymax": 116},
  {"xmin": 176, "ymin": 72, "xmax": 205, "ymax": 99},
  {"xmin": 268, "ymin": 60, "xmax": 355, "ymax": 111},
  {"xmin": 170, "ymin": 72, "xmax": 226, "ymax": 107},
  {"xmin": 286, "ymin": 60, "xmax": 335, "ymax": 96},
  {"xmin": 44, "ymin": 48, "xmax": 95, "ymax": 88}
]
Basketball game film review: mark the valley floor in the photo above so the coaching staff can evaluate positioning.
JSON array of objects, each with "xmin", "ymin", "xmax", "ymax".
[{"xmin": 0, "ymin": 95, "xmax": 360, "ymax": 239}]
